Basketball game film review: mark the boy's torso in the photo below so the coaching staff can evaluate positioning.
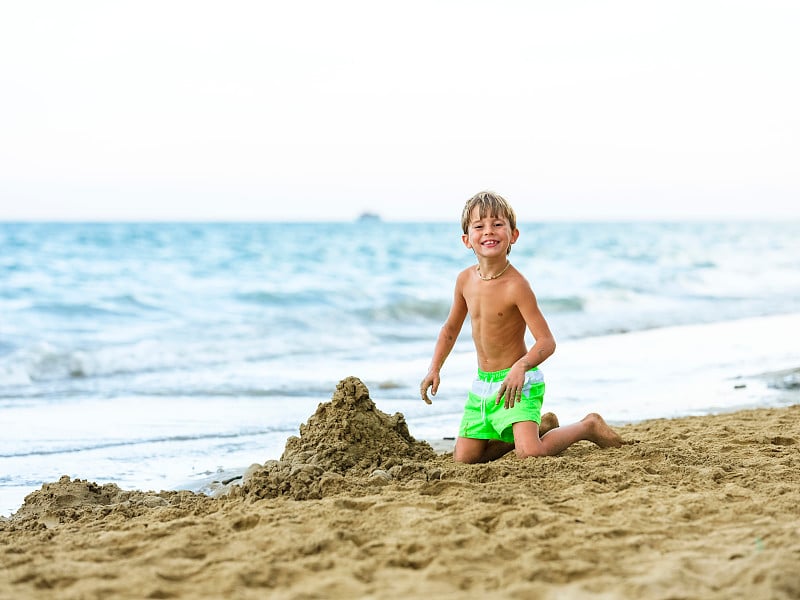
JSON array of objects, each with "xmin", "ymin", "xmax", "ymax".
[{"xmin": 462, "ymin": 268, "xmax": 529, "ymax": 371}]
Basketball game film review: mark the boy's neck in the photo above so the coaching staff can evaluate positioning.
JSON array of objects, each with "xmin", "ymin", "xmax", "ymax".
[{"xmin": 476, "ymin": 258, "xmax": 511, "ymax": 281}]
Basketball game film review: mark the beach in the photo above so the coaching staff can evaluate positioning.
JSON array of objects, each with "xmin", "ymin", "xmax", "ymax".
[
  {"xmin": 2, "ymin": 221, "xmax": 799, "ymax": 597},
  {"xmin": 2, "ymin": 377, "xmax": 799, "ymax": 600},
  {"xmin": 3, "ymin": 221, "xmax": 800, "ymax": 515}
]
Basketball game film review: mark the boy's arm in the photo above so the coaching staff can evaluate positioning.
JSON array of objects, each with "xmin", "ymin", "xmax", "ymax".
[
  {"xmin": 496, "ymin": 280, "xmax": 556, "ymax": 408},
  {"xmin": 421, "ymin": 275, "xmax": 468, "ymax": 404}
]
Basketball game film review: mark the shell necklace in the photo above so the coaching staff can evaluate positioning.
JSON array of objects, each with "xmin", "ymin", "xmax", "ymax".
[{"xmin": 476, "ymin": 261, "xmax": 511, "ymax": 281}]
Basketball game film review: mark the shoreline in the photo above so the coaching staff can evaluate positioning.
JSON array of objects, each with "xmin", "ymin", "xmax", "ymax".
[
  {"xmin": 3, "ymin": 382, "xmax": 799, "ymax": 599},
  {"xmin": 180, "ymin": 364, "xmax": 800, "ymax": 500},
  {"xmin": 4, "ymin": 361, "xmax": 799, "ymax": 516},
  {"xmin": 3, "ymin": 312, "xmax": 799, "ymax": 518}
]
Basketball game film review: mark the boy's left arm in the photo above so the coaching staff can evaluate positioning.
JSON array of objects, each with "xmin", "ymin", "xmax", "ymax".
[{"xmin": 496, "ymin": 282, "xmax": 556, "ymax": 408}]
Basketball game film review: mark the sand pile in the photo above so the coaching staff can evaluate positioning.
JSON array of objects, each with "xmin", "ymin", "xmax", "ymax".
[
  {"xmin": 243, "ymin": 376, "xmax": 440, "ymax": 500},
  {"xmin": 8, "ymin": 476, "xmax": 196, "ymax": 529},
  {"xmin": 9, "ymin": 377, "xmax": 437, "ymax": 526},
  {"xmin": 12, "ymin": 476, "xmax": 129, "ymax": 523}
]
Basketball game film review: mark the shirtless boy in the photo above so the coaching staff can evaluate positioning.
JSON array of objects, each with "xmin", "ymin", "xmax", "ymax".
[{"xmin": 420, "ymin": 191, "xmax": 622, "ymax": 463}]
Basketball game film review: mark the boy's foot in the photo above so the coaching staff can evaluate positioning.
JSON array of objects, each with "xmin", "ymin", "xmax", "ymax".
[
  {"xmin": 540, "ymin": 412, "xmax": 560, "ymax": 436},
  {"xmin": 582, "ymin": 413, "xmax": 623, "ymax": 448}
]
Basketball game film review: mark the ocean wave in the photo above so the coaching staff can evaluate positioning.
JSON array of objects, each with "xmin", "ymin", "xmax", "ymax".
[
  {"xmin": 538, "ymin": 296, "xmax": 586, "ymax": 313},
  {"xmin": 0, "ymin": 339, "xmax": 263, "ymax": 384},
  {"xmin": 235, "ymin": 289, "xmax": 327, "ymax": 306},
  {"xmin": 0, "ymin": 426, "xmax": 297, "ymax": 459},
  {"xmin": 360, "ymin": 298, "xmax": 452, "ymax": 321},
  {"xmin": 106, "ymin": 293, "xmax": 166, "ymax": 313},
  {"xmin": 0, "ymin": 342, "xmax": 88, "ymax": 383},
  {"xmin": 0, "ymin": 362, "xmax": 31, "ymax": 386},
  {"xmin": 28, "ymin": 301, "xmax": 125, "ymax": 319},
  {"xmin": 0, "ymin": 340, "xmax": 358, "ymax": 399}
]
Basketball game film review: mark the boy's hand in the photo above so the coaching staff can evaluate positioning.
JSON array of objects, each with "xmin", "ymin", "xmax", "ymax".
[
  {"xmin": 496, "ymin": 364, "xmax": 527, "ymax": 409},
  {"xmin": 420, "ymin": 370, "xmax": 440, "ymax": 404}
]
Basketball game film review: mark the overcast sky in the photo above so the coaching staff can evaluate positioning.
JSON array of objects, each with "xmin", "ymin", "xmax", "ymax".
[{"xmin": 1, "ymin": 1, "xmax": 798, "ymax": 221}]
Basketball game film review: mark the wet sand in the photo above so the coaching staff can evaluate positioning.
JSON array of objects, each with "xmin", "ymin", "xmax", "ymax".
[{"xmin": 2, "ymin": 377, "xmax": 799, "ymax": 599}]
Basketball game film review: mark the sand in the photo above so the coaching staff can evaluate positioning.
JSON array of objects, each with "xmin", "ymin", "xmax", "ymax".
[{"xmin": 2, "ymin": 376, "xmax": 799, "ymax": 599}]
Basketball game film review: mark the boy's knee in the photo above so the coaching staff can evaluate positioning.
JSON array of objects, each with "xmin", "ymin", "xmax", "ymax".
[
  {"xmin": 453, "ymin": 449, "xmax": 480, "ymax": 464},
  {"xmin": 582, "ymin": 412, "xmax": 602, "ymax": 428},
  {"xmin": 514, "ymin": 445, "xmax": 545, "ymax": 459}
]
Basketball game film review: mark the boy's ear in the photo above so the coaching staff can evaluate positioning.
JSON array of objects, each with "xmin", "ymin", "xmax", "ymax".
[
  {"xmin": 461, "ymin": 233, "xmax": 472, "ymax": 249},
  {"xmin": 510, "ymin": 228, "xmax": 520, "ymax": 245}
]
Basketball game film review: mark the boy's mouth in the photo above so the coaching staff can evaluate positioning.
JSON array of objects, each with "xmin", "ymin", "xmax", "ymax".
[{"xmin": 482, "ymin": 240, "xmax": 499, "ymax": 247}]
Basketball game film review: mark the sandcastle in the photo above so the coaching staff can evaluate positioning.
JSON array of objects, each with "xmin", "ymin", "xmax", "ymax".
[{"xmin": 243, "ymin": 376, "xmax": 439, "ymax": 500}]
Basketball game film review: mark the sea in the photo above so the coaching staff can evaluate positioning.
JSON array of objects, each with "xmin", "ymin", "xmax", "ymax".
[{"xmin": 2, "ymin": 220, "xmax": 800, "ymax": 516}]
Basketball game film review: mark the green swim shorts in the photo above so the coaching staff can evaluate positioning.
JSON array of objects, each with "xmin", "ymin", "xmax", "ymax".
[{"xmin": 457, "ymin": 367, "xmax": 545, "ymax": 443}]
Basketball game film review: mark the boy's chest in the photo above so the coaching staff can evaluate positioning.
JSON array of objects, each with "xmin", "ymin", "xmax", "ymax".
[{"xmin": 465, "ymin": 286, "xmax": 518, "ymax": 322}]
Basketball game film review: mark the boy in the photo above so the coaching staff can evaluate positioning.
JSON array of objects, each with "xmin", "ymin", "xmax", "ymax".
[{"xmin": 420, "ymin": 191, "xmax": 622, "ymax": 463}]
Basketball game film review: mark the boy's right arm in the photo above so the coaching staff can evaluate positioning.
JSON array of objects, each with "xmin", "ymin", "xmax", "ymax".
[
  {"xmin": 420, "ymin": 322, "xmax": 457, "ymax": 404},
  {"xmin": 421, "ymin": 275, "xmax": 468, "ymax": 404}
]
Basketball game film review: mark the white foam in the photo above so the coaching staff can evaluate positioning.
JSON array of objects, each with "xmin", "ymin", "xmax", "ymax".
[{"xmin": 542, "ymin": 312, "xmax": 800, "ymax": 423}]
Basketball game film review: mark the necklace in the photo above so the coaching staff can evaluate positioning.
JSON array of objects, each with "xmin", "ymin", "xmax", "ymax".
[{"xmin": 476, "ymin": 261, "xmax": 511, "ymax": 281}]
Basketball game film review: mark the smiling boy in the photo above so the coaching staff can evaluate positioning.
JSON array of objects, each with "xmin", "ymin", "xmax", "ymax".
[{"xmin": 420, "ymin": 191, "xmax": 622, "ymax": 463}]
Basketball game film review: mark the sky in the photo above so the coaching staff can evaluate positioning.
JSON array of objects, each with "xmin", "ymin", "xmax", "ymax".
[{"xmin": 1, "ymin": 1, "xmax": 798, "ymax": 222}]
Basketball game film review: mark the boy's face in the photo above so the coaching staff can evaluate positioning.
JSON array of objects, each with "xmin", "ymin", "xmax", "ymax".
[{"xmin": 462, "ymin": 207, "xmax": 519, "ymax": 257}]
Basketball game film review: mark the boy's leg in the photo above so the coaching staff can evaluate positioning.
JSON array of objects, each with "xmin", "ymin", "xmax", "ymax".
[
  {"xmin": 454, "ymin": 411, "xmax": 561, "ymax": 463},
  {"xmin": 512, "ymin": 413, "xmax": 622, "ymax": 458},
  {"xmin": 454, "ymin": 437, "xmax": 514, "ymax": 463}
]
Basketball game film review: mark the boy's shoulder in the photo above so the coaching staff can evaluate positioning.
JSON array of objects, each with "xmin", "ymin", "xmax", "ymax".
[
  {"xmin": 455, "ymin": 265, "xmax": 475, "ymax": 282},
  {"xmin": 509, "ymin": 267, "xmax": 536, "ymax": 291}
]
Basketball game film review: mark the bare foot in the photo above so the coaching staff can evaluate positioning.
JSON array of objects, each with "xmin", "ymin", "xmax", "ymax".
[
  {"xmin": 540, "ymin": 412, "xmax": 560, "ymax": 436},
  {"xmin": 582, "ymin": 413, "xmax": 623, "ymax": 448}
]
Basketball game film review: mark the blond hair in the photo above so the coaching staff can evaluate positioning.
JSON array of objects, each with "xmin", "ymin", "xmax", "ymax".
[{"xmin": 461, "ymin": 191, "xmax": 517, "ymax": 234}]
